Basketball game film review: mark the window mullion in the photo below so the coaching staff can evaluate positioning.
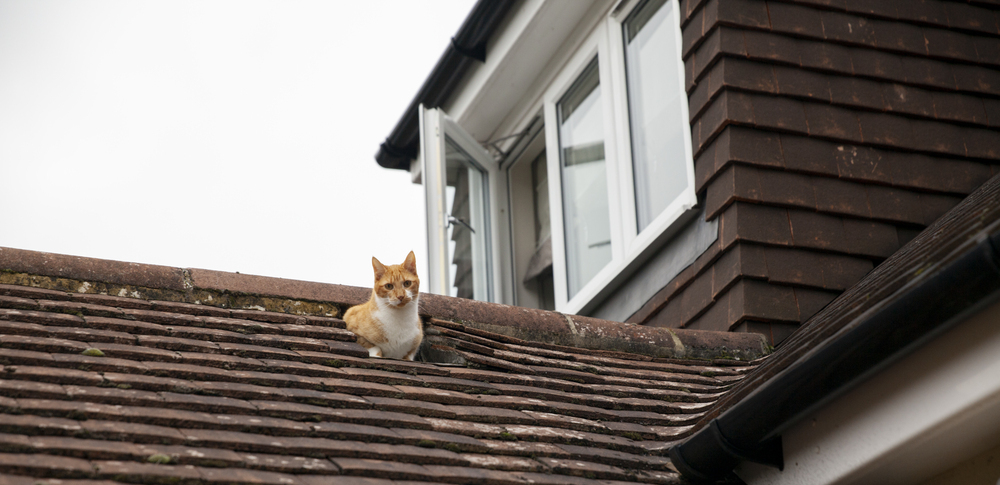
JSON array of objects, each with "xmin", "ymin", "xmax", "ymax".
[
  {"xmin": 595, "ymin": 23, "xmax": 627, "ymax": 266},
  {"xmin": 542, "ymin": 101, "xmax": 570, "ymax": 309},
  {"xmin": 605, "ymin": 12, "xmax": 641, "ymax": 254}
]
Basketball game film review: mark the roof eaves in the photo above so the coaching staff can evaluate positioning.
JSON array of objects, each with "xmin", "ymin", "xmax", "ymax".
[
  {"xmin": 670, "ymin": 172, "xmax": 1000, "ymax": 482},
  {"xmin": 374, "ymin": 0, "xmax": 517, "ymax": 171}
]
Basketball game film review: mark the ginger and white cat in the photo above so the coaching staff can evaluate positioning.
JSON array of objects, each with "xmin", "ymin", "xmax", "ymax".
[{"xmin": 343, "ymin": 251, "xmax": 422, "ymax": 360}]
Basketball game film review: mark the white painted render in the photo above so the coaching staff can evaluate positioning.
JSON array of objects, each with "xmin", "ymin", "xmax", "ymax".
[{"xmin": 444, "ymin": 0, "xmax": 605, "ymax": 143}]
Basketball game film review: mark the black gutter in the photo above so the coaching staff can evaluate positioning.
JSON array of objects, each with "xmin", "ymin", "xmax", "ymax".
[
  {"xmin": 374, "ymin": 0, "xmax": 517, "ymax": 171},
  {"xmin": 670, "ymin": 230, "xmax": 1000, "ymax": 482}
]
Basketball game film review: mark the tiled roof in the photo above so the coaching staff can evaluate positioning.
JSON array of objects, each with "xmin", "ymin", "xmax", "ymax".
[{"xmin": 0, "ymin": 250, "xmax": 768, "ymax": 485}]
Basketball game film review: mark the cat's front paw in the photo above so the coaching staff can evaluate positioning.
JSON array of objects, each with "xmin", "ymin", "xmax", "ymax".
[{"xmin": 368, "ymin": 346, "xmax": 383, "ymax": 358}]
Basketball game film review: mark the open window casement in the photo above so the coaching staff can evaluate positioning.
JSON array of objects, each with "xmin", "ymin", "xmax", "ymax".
[{"xmin": 419, "ymin": 105, "xmax": 507, "ymax": 302}]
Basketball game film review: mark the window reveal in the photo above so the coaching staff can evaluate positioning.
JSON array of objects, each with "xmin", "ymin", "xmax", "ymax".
[{"xmin": 529, "ymin": 150, "xmax": 555, "ymax": 310}]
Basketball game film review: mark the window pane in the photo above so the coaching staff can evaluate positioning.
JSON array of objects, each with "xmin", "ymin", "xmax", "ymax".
[
  {"xmin": 624, "ymin": 0, "xmax": 689, "ymax": 231},
  {"xmin": 444, "ymin": 137, "xmax": 491, "ymax": 301},
  {"xmin": 531, "ymin": 151, "xmax": 551, "ymax": 247},
  {"xmin": 558, "ymin": 59, "xmax": 612, "ymax": 298}
]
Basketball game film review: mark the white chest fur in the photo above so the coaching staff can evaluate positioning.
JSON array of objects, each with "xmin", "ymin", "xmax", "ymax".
[{"xmin": 371, "ymin": 295, "xmax": 421, "ymax": 359}]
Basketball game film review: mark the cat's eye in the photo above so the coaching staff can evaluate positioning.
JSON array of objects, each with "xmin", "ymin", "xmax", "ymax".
[
  {"xmin": 403, "ymin": 281, "xmax": 411, "ymax": 288},
  {"xmin": 384, "ymin": 283, "xmax": 393, "ymax": 290}
]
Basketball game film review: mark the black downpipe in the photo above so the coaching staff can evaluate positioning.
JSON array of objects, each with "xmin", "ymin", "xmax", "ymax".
[
  {"xmin": 375, "ymin": 0, "xmax": 516, "ymax": 171},
  {"xmin": 671, "ymin": 231, "xmax": 1000, "ymax": 482}
]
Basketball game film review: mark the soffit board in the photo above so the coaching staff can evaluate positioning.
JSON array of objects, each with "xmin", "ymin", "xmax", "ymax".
[{"xmin": 444, "ymin": 0, "xmax": 610, "ymax": 144}]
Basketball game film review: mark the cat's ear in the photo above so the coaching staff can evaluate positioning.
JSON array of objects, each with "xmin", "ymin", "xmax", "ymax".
[
  {"xmin": 403, "ymin": 251, "xmax": 417, "ymax": 274},
  {"xmin": 372, "ymin": 256, "xmax": 386, "ymax": 281}
]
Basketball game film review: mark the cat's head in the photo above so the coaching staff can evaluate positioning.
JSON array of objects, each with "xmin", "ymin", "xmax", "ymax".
[{"xmin": 372, "ymin": 251, "xmax": 420, "ymax": 308}]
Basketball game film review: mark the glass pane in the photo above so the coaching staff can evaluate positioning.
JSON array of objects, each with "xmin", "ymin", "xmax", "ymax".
[
  {"xmin": 444, "ymin": 137, "xmax": 491, "ymax": 301},
  {"xmin": 531, "ymin": 151, "xmax": 551, "ymax": 247},
  {"xmin": 624, "ymin": 0, "xmax": 689, "ymax": 231},
  {"xmin": 557, "ymin": 58, "xmax": 612, "ymax": 299}
]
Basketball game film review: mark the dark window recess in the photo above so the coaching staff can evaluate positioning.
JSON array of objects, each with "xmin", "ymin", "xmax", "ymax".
[{"xmin": 526, "ymin": 150, "xmax": 555, "ymax": 310}]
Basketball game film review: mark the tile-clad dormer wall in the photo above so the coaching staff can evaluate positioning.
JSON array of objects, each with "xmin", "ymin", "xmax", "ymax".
[{"xmin": 629, "ymin": 0, "xmax": 1000, "ymax": 344}]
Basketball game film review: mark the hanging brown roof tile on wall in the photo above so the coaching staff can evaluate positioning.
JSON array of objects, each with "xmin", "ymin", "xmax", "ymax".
[
  {"xmin": 631, "ymin": 0, "xmax": 1000, "ymax": 344},
  {"xmin": 0, "ymin": 247, "xmax": 768, "ymax": 485},
  {"xmin": 701, "ymin": 170, "xmax": 1000, "ymax": 430}
]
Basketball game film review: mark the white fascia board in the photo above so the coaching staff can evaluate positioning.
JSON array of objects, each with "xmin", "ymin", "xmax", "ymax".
[
  {"xmin": 442, "ymin": 0, "xmax": 604, "ymax": 144},
  {"xmin": 736, "ymin": 297, "xmax": 1000, "ymax": 485}
]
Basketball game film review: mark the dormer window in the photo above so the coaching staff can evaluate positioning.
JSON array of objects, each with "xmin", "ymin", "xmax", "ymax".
[{"xmin": 417, "ymin": 0, "xmax": 695, "ymax": 317}]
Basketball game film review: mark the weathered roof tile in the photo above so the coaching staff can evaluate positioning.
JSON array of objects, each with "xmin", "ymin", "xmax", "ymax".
[
  {"xmin": 388, "ymin": 428, "xmax": 488, "ymax": 452},
  {"xmin": 335, "ymin": 368, "xmax": 424, "ymax": 386},
  {"xmin": 296, "ymin": 476, "xmax": 392, "ymax": 485},
  {"xmin": 364, "ymin": 396, "xmax": 456, "ymax": 419},
  {"xmin": 240, "ymin": 453, "xmax": 337, "ymax": 474},
  {"xmin": 461, "ymin": 453, "xmax": 549, "ymax": 472},
  {"xmin": 6, "ymin": 365, "xmax": 102, "ymax": 386},
  {"xmin": 316, "ymin": 341, "xmax": 369, "ymax": 359},
  {"xmin": 310, "ymin": 421, "xmax": 398, "ymax": 442},
  {"xmin": 41, "ymin": 300, "xmax": 126, "ymax": 319},
  {"xmin": 52, "ymin": 354, "xmax": 149, "ymax": 374},
  {"xmin": 448, "ymin": 405, "xmax": 537, "ymax": 425},
  {"xmin": 121, "ymin": 308, "xmax": 201, "ymax": 326},
  {"xmin": 138, "ymin": 335, "xmax": 221, "ymax": 353},
  {"xmin": 175, "ymin": 352, "xmax": 264, "ymax": 371},
  {"xmin": 421, "ymin": 464, "xmax": 529, "ymax": 485},
  {"xmin": 0, "ymin": 454, "xmax": 94, "ymax": 479},
  {"xmin": 28, "ymin": 436, "xmax": 148, "ymax": 461},
  {"xmin": 64, "ymin": 385, "xmax": 161, "ymax": 406},
  {"xmin": 0, "ymin": 379, "xmax": 66, "ymax": 399},
  {"xmin": 0, "ymin": 413, "xmax": 83, "ymax": 435},
  {"xmin": 519, "ymin": 410, "xmax": 604, "ymax": 432},
  {"xmin": 0, "ymin": 297, "xmax": 37, "ymax": 311},
  {"xmin": 92, "ymin": 461, "xmax": 202, "ymax": 483},
  {"xmin": 82, "ymin": 420, "xmax": 187, "ymax": 444},
  {"xmin": 70, "ymin": 293, "xmax": 153, "ymax": 310},
  {"xmin": 80, "ymin": 316, "xmax": 170, "ymax": 336},
  {"xmin": 0, "ymin": 285, "xmax": 72, "ymax": 301},
  {"xmin": 198, "ymin": 467, "xmax": 305, "ymax": 485},
  {"xmin": 367, "ymin": 442, "xmax": 468, "ymax": 466}
]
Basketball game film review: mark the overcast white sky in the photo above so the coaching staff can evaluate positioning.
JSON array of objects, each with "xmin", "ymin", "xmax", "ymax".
[{"xmin": 0, "ymin": 0, "xmax": 475, "ymax": 288}]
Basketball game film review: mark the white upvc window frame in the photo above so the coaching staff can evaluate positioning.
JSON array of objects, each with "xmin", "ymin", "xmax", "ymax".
[
  {"xmin": 543, "ymin": 0, "xmax": 697, "ymax": 315},
  {"xmin": 419, "ymin": 105, "xmax": 509, "ymax": 302},
  {"xmin": 543, "ymin": 28, "xmax": 625, "ymax": 314},
  {"xmin": 608, "ymin": 0, "xmax": 698, "ymax": 257}
]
